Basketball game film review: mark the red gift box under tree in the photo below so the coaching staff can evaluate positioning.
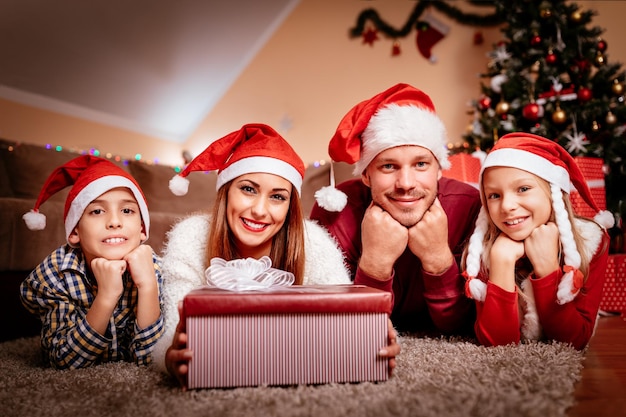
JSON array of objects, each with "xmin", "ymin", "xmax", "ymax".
[
  {"xmin": 442, "ymin": 153, "xmax": 482, "ymax": 188},
  {"xmin": 570, "ymin": 157, "xmax": 606, "ymax": 219},
  {"xmin": 599, "ymin": 254, "xmax": 626, "ymax": 319}
]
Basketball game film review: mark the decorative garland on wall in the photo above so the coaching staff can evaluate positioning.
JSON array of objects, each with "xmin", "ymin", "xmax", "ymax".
[{"xmin": 351, "ymin": 0, "xmax": 506, "ymax": 61}]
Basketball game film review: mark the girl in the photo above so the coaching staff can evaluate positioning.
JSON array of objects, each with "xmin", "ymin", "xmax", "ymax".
[
  {"xmin": 463, "ymin": 132, "xmax": 613, "ymax": 350},
  {"xmin": 152, "ymin": 124, "xmax": 398, "ymax": 386}
]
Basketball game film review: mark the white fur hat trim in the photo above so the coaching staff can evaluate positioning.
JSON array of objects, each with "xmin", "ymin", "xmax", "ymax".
[
  {"xmin": 354, "ymin": 104, "xmax": 450, "ymax": 175},
  {"xmin": 65, "ymin": 175, "xmax": 150, "ymax": 242}
]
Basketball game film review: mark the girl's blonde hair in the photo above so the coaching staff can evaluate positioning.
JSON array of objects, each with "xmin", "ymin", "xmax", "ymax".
[{"xmin": 462, "ymin": 175, "xmax": 592, "ymax": 290}]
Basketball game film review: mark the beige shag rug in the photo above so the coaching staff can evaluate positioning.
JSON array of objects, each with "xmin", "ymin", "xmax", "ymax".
[{"xmin": 0, "ymin": 335, "xmax": 584, "ymax": 417}]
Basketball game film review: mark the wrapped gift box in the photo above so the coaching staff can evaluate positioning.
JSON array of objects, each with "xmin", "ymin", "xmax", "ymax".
[
  {"xmin": 599, "ymin": 254, "xmax": 626, "ymax": 319},
  {"xmin": 571, "ymin": 157, "xmax": 606, "ymax": 218},
  {"xmin": 442, "ymin": 153, "xmax": 481, "ymax": 188},
  {"xmin": 183, "ymin": 285, "xmax": 392, "ymax": 389}
]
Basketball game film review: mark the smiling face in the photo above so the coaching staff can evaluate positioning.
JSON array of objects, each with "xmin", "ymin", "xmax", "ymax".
[
  {"xmin": 226, "ymin": 172, "xmax": 292, "ymax": 259},
  {"xmin": 482, "ymin": 166, "xmax": 553, "ymax": 241},
  {"xmin": 68, "ymin": 187, "xmax": 146, "ymax": 265},
  {"xmin": 362, "ymin": 145, "xmax": 441, "ymax": 227}
]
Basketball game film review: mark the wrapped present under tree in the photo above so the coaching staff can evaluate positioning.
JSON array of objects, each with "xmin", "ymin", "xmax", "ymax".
[
  {"xmin": 599, "ymin": 254, "xmax": 626, "ymax": 320},
  {"xmin": 571, "ymin": 156, "xmax": 607, "ymax": 219},
  {"xmin": 442, "ymin": 153, "xmax": 482, "ymax": 188}
]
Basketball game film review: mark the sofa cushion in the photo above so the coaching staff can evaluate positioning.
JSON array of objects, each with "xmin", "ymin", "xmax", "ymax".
[
  {"xmin": 0, "ymin": 140, "xmax": 13, "ymax": 198},
  {"xmin": 0, "ymin": 140, "xmax": 130, "ymax": 205},
  {"xmin": 128, "ymin": 160, "xmax": 217, "ymax": 215},
  {"xmin": 0, "ymin": 197, "xmax": 67, "ymax": 271},
  {"xmin": 1, "ymin": 141, "xmax": 76, "ymax": 202}
]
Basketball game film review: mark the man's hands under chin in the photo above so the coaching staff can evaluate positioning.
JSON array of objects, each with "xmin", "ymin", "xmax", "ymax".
[
  {"xmin": 407, "ymin": 198, "xmax": 454, "ymax": 275},
  {"xmin": 359, "ymin": 202, "xmax": 409, "ymax": 280}
]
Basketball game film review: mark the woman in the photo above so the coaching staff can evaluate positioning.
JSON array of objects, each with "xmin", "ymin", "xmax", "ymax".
[
  {"xmin": 463, "ymin": 132, "xmax": 612, "ymax": 350},
  {"xmin": 152, "ymin": 124, "xmax": 398, "ymax": 386}
]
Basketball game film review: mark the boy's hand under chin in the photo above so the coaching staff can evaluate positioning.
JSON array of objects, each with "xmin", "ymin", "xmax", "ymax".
[
  {"xmin": 124, "ymin": 244, "xmax": 156, "ymax": 289},
  {"xmin": 90, "ymin": 257, "xmax": 126, "ymax": 302}
]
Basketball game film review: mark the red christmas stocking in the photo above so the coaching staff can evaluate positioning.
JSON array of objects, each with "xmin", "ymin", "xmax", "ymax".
[{"xmin": 416, "ymin": 13, "xmax": 449, "ymax": 63}]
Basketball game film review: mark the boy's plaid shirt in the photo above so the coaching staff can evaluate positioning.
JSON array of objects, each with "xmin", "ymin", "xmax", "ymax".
[{"xmin": 20, "ymin": 244, "xmax": 164, "ymax": 369}]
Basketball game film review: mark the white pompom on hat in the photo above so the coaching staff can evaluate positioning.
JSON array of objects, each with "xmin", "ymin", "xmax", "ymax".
[
  {"xmin": 463, "ymin": 132, "xmax": 614, "ymax": 305},
  {"xmin": 169, "ymin": 123, "xmax": 305, "ymax": 196},
  {"xmin": 315, "ymin": 83, "xmax": 450, "ymax": 212},
  {"xmin": 23, "ymin": 155, "xmax": 150, "ymax": 246}
]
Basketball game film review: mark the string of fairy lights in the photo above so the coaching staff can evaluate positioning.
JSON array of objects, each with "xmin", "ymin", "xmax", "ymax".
[{"xmin": 4, "ymin": 141, "xmax": 335, "ymax": 173}]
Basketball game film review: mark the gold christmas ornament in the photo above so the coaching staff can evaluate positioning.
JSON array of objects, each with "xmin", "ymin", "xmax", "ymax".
[
  {"xmin": 591, "ymin": 120, "xmax": 600, "ymax": 131},
  {"xmin": 495, "ymin": 100, "xmax": 510, "ymax": 115},
  {"xmin": 570, "ymin": 10, "xmax": 582, "ymax": 23},
  {"xmin": 612, "ymin": 79, "xmax": 624, "ymax": 95},
  {"xmin": 551, "ymin": 103, "xmax": 567, "ymax": 124},
  {"xmin": 530, "ymin": 61, "xmax": 541, "ymax": 74},
  {"xmin": 594, "ymin": 51, "xmax": 605, "ymax": 66},
  {"xmin": 606, "ymin": 111, "xmax": 617, "ymax": 125}
]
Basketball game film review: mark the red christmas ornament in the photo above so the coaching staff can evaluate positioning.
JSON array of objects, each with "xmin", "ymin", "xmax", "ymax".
[
  {"xmin": 362, "ymin": 28, "xmax": 379, "ymax": 46},
  {"xmin": 546, "ymin": 50, "xmax": 557, "ymax": 65},
  {"xmin": 478, "ymin": 96, "xmax": 492, "ymax": 110},
  {"xmin": 473, "ymin": 31, "xmax": 484, "ymax": 45},
  {"xmin": 571, "ymin": 57, "xmax": 591, "ymax": 76},
  {"xmin": 522, "ymin": 102, "xmax": 541, "ymax": 121},
  {"xmin": 597, "ymin": 38, "xmax": 608, "ymax": 52},
  {"xmin": 391, "ymin": 42, "xmax": 401, "ymax": 56},
  {"xmin": 530, "ymin": 34, "xmax": 542, "ymax": 46},
  {"xmin": 578, "ymin": 87, "xmax": 593, "ymax": 102}
]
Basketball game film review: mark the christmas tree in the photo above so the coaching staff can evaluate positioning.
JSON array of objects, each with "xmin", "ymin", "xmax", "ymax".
[{"xmin": 463, "ymin": 0, "xmax": 625, "ymax": 221}]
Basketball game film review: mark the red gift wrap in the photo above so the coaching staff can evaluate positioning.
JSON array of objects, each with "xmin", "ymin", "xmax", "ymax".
[
  {"xmin": 183, "ymin": 285, "xmax": 392, "ymax": 389},
  {"xmin": 599, "ymin": 254, "xmax": 626, "ymax": 319},
  {"xmin": 442, "ymin": 153, "xmax": 481, "ymax": 188},
  {"xmin": 571, "ymin": 157, "xmax": 606, "ymax": 218}
]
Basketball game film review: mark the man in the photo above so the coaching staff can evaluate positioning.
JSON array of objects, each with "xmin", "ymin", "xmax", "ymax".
[{"xmin": 311, "ymin": 83, "xmax": 480, "ymax": 335}]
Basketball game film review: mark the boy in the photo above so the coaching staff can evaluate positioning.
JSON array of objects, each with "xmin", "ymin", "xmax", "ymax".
[{"xmin": 21, "ymin": 155, "xmax": 164, "ymax": 369}]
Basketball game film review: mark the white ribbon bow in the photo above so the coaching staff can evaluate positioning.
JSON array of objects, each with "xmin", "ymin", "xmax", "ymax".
[{"xmin": 205, "ymin": 256, "xmax": 295, "ymax": 291}]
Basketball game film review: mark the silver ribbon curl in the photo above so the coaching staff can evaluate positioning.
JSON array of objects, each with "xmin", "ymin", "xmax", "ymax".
[{"xmin": 205, "ymin": 256, "xmax": 295, "ymax": 291}]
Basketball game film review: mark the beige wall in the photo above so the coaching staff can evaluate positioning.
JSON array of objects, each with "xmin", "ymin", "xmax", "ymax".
[
  {"xmin": 185, "ymin": 0, "xmax": 502, "ymax": 164},
  {"xmin": 0, "ymin": 97, "xmax": 182, "ymax": 165},
  {"xmin": 1, "ymin": 0, "xmax": 625, "ymax": 167}
]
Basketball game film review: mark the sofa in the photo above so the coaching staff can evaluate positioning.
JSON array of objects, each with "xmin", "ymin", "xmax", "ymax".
[{"xmin": 0, "ymin": 138, "xmax": 356, "ymax": 341}]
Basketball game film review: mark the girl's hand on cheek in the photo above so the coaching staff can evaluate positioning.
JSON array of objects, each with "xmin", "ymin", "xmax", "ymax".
[
  {"xmin": 491, "ymin": 234, "xmax": 525, "ymax": 263},
  {"xmin": 489, "ymin": 235, "xmax": 524, "ymax": 292},
  {"xmin": 525, "ymin": 222, "xmax": 560, "ymax": 277}
]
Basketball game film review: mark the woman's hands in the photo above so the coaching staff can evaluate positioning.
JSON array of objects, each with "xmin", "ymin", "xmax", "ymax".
[{"xmin": 165, "ymin": 303, "xmax": 193, "ymax": 390}]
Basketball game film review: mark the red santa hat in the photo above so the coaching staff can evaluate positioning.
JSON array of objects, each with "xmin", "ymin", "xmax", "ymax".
[
  {"xmin": 169, "ymin": 123, "xmax": 305, "ymax": 196},
  {"xmin": 315, "ymin": 83, "xmax": 449, "ymax": 212},
  {"xmin": 464, "ymin": 132, "xmax": 614, "ymax": 305},
  {"xmin": 23, "ymin": 155, "xmax": 150, "ymax": 245}
]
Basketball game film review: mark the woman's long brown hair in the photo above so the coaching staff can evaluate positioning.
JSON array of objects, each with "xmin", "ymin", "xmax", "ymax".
[{"xmin": 206, "ymin": 180, "xmax": 306, "ymax": 284}]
